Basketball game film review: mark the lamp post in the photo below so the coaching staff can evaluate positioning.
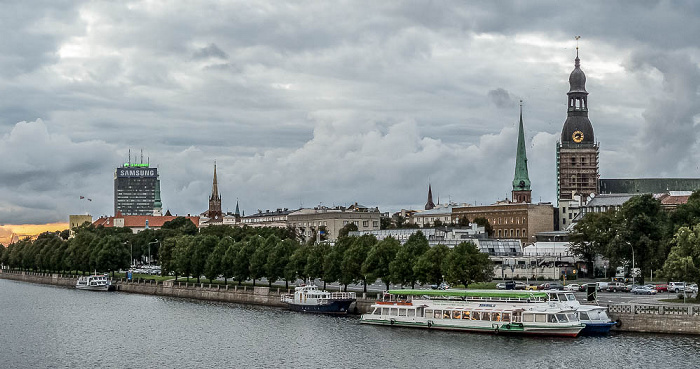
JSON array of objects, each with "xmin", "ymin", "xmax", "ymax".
[
  {"xmin": 124, "ymin": 241, "xmax": 133, "ymax": 267},
  {"xmin": 629, "ymin": 242, "xmax": 635, "ymax": 286},
  {"xmin": 148, "ymin": 239, "xmax": 159, "ymax": 266}
]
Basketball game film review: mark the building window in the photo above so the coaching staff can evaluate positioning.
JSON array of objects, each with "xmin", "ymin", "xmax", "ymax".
[
  {"xmin": 498, "ymin": 230, "xmax": 502, "ymax": 238},
  {"xmin": 373, "ymin": 221, "xmax": 379, "ymax": 227},
  {"xmin": 563, "ymin": 219, "xmax": 566, "ymax": 225},
  {"xmin": 516, "ymin": 229, "xmax": 520, "ymax": 237},
  {"xmin": 363, "ymin": 221, "xmax": 369, "ymax": 227},
  {"xmin": 343, "ymin": 221, "xmax": 348, "ymax": 225}
]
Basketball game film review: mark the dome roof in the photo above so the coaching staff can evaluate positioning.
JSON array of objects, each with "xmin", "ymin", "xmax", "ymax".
[
  {"xmin": 568, "ymin": 57, "xmax": 587, "ymax": 93},
  {"xmin": 561, "ymin": 115, "xmax": 595, "ymax": 144}
]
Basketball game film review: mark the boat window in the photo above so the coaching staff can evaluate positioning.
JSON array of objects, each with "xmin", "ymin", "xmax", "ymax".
[
  {"xmin": 472, "ymin": 311, "xmax": 481, "ymax": 321},
  {"xmin": 566, "ymin": 313, "xmax": 577, "ymax": 322},
  {"xmin": 462, "ymin": 311, "xmax": 470, "ymax": 320},
  {"xmin": 579, "ymin": 312, "xmax": 589, "ymax": 320},
  {"xmin": 425, "ymin": 309, "xmax": 433, "ymax": 317},
  {"xmin": 443, "ymin": 311, "xmax": 451, "ymax": 319},
  {"xmin": 556, "ymin": 314, "xmax": 568, "ymax": 322},
  {"xmin": 407, "ymin": 309, "xmax": 416, "ymax": 318},
  {"xmin": 522, "ymin": 313, "xmax": 534, "ymax": 322},
  {"xmin": 492, "ymin": 313, "xmax": 501, "ymax": 321},
  {"xmin": 390, "ymin": 308, "xmax": 398, "ymax": 316},
  {"xmin": 482, "ymin": 312, "xmax": 491, "ymax": 321},
  {"xmin": 548, "ymin": 314, "xmax": 558, "ymax": 323},
  {"xmin": 535, "ymin": 314, "xmax": 546, "ymax": 323},
  {"xmin": 451, "ymin": 311, "xmax": 462, "ymax": 319},
  {"xmin": 502, "ymin": 313, "xmax": 510, "ymax": 322},
  {"xmin": 566, "ymin": 294, "xmax": 576, "ymax": 301},
  {"xmin": 434, "ymin": 310, "xmax": 442, "ymax": 319},
  {"xmin": 399, "ymin": 309, "xmax": 407, "ymax": 317},
  {"xmin": 599, "ymin": 311, "xmax": 609, "ymax": 321},
  {"xmin": 381, "ymin": 308, "xmax": 388, "ymax": 315}
]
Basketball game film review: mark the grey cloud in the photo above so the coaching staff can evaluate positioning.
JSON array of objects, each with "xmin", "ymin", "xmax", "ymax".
[
  {"xmin": 488, "ymin": 88, "xmax": 517, "ymax": 109},
  {"xmin": 193, "ymin": 43, "xmax": 228, "ymax": 60}
]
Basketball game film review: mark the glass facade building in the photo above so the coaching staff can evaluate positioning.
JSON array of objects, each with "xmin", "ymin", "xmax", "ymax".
[{"xmin": 114, "ymin": 165, "xmax": 159, "ymax": 216}]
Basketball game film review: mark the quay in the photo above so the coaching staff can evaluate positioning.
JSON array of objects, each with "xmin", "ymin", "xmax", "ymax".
[{"xmin": 2, "ymin": 270, "xmax": 700, "ymax": 335}]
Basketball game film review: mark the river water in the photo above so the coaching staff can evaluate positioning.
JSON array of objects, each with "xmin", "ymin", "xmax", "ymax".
[{"xmin": 1, "ymin": 279, "xmax": 698, "ymax": 369}]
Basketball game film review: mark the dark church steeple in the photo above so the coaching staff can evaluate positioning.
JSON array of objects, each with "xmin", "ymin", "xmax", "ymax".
[
  {"xmin": 207, "ymin": 163, "xmax": 222, "ymax": 220},
  {"xmin": 512, "ymin": 101, "xmax": 531, "ymax": 203},
  {"xmin": 425, "ymin": 184, "xmax": 436, "ymax": 210}
]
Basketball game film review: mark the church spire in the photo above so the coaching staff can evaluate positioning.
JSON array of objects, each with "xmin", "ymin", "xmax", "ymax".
[
  {"xmin": 425, "ymin": 184, "xmax": 436, "ymax": 210},
  {"xmin": 512, "ymin": 101, "xmax": 531, "ymax": 203},
  {"xmin": 207, "ymin": 162, "xmax": 222, "ymax": 220}
]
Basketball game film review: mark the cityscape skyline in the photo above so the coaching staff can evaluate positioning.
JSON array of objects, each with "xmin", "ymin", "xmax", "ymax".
[{"xmin": 1, "ymin": 1, "xmax": 699, "ymax": 235}]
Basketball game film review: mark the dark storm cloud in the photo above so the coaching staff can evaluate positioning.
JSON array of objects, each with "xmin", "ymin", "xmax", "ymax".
[{"xmin": 0, "ymin": 1, "xmax": 698, "ymax": 224}]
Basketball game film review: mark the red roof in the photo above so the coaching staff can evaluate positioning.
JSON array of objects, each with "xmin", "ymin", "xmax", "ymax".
[{"xmin": 93, "ymin": 215, "xmax": 200, "ymax": 228}]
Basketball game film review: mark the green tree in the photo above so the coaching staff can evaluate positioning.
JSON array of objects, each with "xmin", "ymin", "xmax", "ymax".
[
  {"xmin": 362, "ymin": 236, "xmax": 400, "ymax": 290},
  {"xmin": 569, "ymin": 211, "xmax": 615, "ymax": 278},
  {"xmin": 233, "ymin": 238, "xmax": 256, "ymax": 284},
  {"xmin": 472, "ymin": 217, "xmax": 493, "ymax": 237},
  {"xmin": 338, "ymin": 223, "xmax": 358, "ymax": 238},
  {"xmin": 96, "ymin": 235, "xmax": 130, "ymax": 277},
  {"xmin": 160, "ymin": 238, "xmax": 177, "ymax": 279},
  {"xmin": 250, "ymin": 235, "xmax": 277, "ymax": 286},
  {"xmin": 287, "ymin": 243, "xmax": 311, "ymax": 284},
  {"xmin": 458, "ymin": 216, "xmax": 470, "ymax": 227},
  {"xmin": 323, "ymin": 237, "xmax": 352, "ymax": 288},
  {"xmin": 413, "ymin": 244, "xmax": 450, "ymax": 285},
  {"xmin": 268, "ymin": 238, "xmax": 296, "ymax": 288},
  {"xmin": 306, "ymin": 242, "xmax": 330, "ymax": 289},
  {"xmin": 662, "ymin": 225, "xmax": 700, "ymax": 285},
  {"xmin": 174, "ymin": 235, "xmax": 195, "ymax": 281},
  {"xmin": 219, "ymin": 237, "xmax": 236, "ymax": 284},
  {"xmin": 161, "ymin": 216, "xmax": 199, "ymax": 236},
  {"xmin": 191, "ymin": 235, "xmax": 218, "ymax": 283},
  {"xmin": 389, "ymin": 231, "xmax": 429, "ymax": 288},
  {"xmin": 204, "ymin": 237, "xmax": 229, "ymax": 283},
  {"xmin": 444, "ymin": 241, "xmax": 493, "ymax": 287},
  {"xmin": 341, "ymin": 234, "xmax": 377, "ymax": 292}
]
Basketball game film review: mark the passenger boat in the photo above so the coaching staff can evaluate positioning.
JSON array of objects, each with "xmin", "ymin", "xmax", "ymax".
[
  {"xmin": 75, "ymin": 274, "xmax": 113, "ymax": 291},
  {"xmin": 361, "ymin": 290, "xmax": 584, "ymax": 337},
  {"xmin": 281, "ymin": 285, "xmax": 356, "ymax": 314},
  {"xmin": 542, "ymin": 290, "xmax": 616, "ymax": 335}
]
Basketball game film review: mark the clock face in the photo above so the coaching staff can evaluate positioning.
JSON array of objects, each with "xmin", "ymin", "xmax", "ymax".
[
  {"xmin": 572, "ymin": 130, "xmax": 584, "ymax": 143},
  {"xmin": 519, "ymin": 180, "xmax": 525, "ymax": 188}
]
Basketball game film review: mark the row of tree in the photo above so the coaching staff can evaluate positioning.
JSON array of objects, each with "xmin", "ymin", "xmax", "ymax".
[
  {"xmin": 569, "ymin": 191, "xmax": 700, "ymax": 285},
  {"xmin": 0, "ymin": 217, "xmax": 494, "ymax": 290}
]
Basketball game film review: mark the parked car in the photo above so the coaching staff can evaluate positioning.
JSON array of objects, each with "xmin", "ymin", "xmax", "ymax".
[
  {"xmin": 496, "ymin": 283, "xmax": 506, "ymax": 290},
  {"xmin": 669, "ymin": 282, "xmax": 686, "ymax": 293},
  {"xmin": 578, "ymin": 283, "xmax": 590, "ymax": 292},
  {"xmin": 564, "ymin": 283, "xmax": 580, "ymax": 292},
  {"xmin": 687, "ymin": 284, "xmax": 698, "ymax": 294},
  {"xmin": 547, "ymin": 282, "xmax": 565, "ymax": 290},
  {"xmin": 631, "ymin": 285, "xmax": 657, "ymax": 295},
  {"xmin": 654, "ymin": 284, "xmax": 668, "ymax": 293},
  {"xmin": 514, "ymin": 281, "xmax": 527, "ymax": 290},
  {"xmin": 607, "ymin": 282, "xmax": 627, "ymax": 292},
  {"xmin": 525, "ymin": 284, "xmax": 538, "ymax": 291},
  {"xmin": 596, "ymin": 281, "xmax": 609, "ymax": 291}
]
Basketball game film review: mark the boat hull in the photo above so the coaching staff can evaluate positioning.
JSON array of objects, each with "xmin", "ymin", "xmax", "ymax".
[
  {"xmin": 580, "ymin": 321, "xmax": 616, "ymax": 335},
  {"xmin": 285, "ymin": 299, "xmax": 355, "ymax": 314},
  {"xmin": 361, "ymin": 318, "xmax": 583, "ymax": 337},
  {"xmin": 75, "ymin": 285, "xmax": 112, "ymax": 291}
]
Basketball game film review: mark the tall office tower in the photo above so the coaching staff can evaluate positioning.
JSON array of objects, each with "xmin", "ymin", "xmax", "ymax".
[{"xmin": 114, "ymin": 162, "xmax": 160, "ymax": 216}]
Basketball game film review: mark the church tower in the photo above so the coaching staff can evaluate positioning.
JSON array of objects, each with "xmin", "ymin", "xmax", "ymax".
[
  {"xmin": 425, "ymin": 184, "xmax": 436, "ymax": 210},
  {"xmin": 556, "ymin": 44, "xmax": 599, "ymax": 205},
  {"xmin": 512, "ymin": 102, "xmax": 531, "ymax": 203},
  {"xmin": 207, "ymin": 163, "xmax": 223, "ymax": 221}
]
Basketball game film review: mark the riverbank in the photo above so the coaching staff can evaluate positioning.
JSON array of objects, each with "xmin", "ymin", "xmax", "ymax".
[{"xmin": 3, "ymin": 269, "xmax": 700, "ymax": 335}]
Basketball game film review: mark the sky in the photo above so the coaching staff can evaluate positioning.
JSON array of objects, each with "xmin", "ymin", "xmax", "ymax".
[{"xmin": 1, "ymin": 0, "xmax": 699, "ymax": 232}]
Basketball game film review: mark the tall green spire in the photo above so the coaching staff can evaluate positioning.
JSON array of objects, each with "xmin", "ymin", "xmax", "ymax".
[{"xmin": 512, "ymin": 101, "xmax": 531, "ymax": 192}]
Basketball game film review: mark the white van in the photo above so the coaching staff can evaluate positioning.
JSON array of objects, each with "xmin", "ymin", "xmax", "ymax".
[
  {"xmin": 596, "ymin": 282, "xmax": 609, "ymax": 291},
  {"xmin": 669, "ymin": 282, "xmax": 686, "ymax": 293}
]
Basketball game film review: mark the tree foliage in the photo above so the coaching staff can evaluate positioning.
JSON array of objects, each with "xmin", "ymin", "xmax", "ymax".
[{"xmin": 444, "ymin": 241, "xmax": 493, "ymax": 287}]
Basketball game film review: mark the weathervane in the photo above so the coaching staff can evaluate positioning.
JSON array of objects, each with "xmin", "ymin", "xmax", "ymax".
[{"xmin": 575, "ymin": 35, "xmax": 581, "ymax": 57}]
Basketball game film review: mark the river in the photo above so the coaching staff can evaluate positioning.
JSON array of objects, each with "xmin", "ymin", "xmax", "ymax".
[{"xmin": 1, "ymin": 279, "xmax": 698, "ymax": 369}]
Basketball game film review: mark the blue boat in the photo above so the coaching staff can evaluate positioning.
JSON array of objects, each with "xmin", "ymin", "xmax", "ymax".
[
  {"xmin": 577, "ymin": 306, "xmax": 616, "ymax": 335},
  {"xmin": 281, "ymin": 285, "xmax": 356, "ymax": 315}
]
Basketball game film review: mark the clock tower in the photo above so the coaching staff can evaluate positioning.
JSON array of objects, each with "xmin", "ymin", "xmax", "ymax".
[
  {"xmin": 512, "ymin": 102, "xmax": 531, "ymax": 203},
  {"xmin": 556, "ymin": 46, "xmax": 599, "ymax": 207}
]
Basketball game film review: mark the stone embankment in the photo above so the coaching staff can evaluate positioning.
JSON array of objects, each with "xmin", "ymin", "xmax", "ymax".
[
  {"xmin": 607, "ymin": 303, "xmax": 700, "ymax": 334},
  {"xmin": 0, "ymin": 269, "xmax": 378, "ymax": 313},
  {"xmin": 4, "ymin": 270, "xmax": 700, "ymax": 335}
]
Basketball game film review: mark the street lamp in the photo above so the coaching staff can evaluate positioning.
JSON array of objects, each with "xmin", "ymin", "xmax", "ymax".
[
  {"xmin": 124, "ymin": 240, "xmax": 133, "ymax": 267},
  {"xmin": 628, "ymin": 242, "xmax": 635, "ymax": 286},
  {"xmin": 148, "ymin": 239, "xmax": 159, "ymax": 266}
]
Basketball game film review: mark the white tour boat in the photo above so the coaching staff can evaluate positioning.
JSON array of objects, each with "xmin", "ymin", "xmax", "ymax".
[
  {"xmin": 76, "ymin": 274, "xmax": 113, "ymax": 291},
  {"xmin": 281, "ymin": 284, "xmax": 356, "ymax": 314},
  {"xmin": 361, "ymin": 290, "xmax": 584, "ymax": 337}
]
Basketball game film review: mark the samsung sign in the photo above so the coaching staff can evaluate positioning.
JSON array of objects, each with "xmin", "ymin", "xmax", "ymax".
[{"xmin": 118, "ymin": 168, "xmax": 157, "ymax": 178}]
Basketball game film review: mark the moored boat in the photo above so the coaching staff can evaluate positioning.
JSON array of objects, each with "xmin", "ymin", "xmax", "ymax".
[
  {"xmin": 361, "ymin": 290, "xmax": 584, "ymax": 337},
  {"xmin": 542, "ymin": 290, "xmax": 617, "ymax": 335},
  {"xmin": 281, "ymin": 285, "xmax": 356, "ymax": 314},
  {"xmin": 76, "ymin": 274, "xmax": 113, "ymax": 291}
]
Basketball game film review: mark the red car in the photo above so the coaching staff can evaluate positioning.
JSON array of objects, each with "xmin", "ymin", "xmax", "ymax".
[{"xmin": 654, "ymin": 284, "xmax": 668, "ymax": 292}]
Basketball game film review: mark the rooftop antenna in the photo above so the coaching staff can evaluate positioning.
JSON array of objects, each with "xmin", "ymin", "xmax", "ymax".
[
  {"xmin": 140, "ymin": 149, "xmax": 143, "ymax": 165},
  {"xmin": 128, "ymin": 149, "xmax": 131, "ymax": 167},
  {"xmin": 575, "ymin": 35, "xmax": 581, "ymax": 57}
]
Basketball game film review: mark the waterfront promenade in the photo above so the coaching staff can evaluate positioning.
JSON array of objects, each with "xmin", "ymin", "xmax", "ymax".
[{"xmin": 3, "ymin": 269, "xmax": 700, "ymax": 335}]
